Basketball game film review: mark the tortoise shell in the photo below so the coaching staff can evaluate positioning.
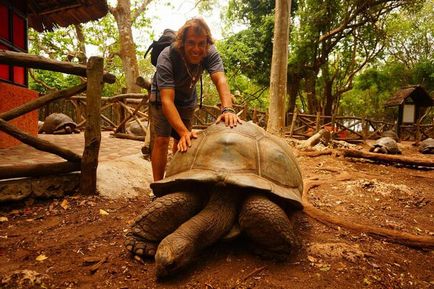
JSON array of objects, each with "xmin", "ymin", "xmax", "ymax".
[
  {"xmin": 371, "ymin": 137, "xmax": 401, "ymax": 154},
  {"xmin": 151, "ymin": 122, "xmax": 303, "ymax": 208},
  {"xmin": 419, "ymin": 138, "xmax": 434, "ymax": 154},
  {"xmin": 40, "ymin": 113, "xmax": 77, "ymax": 134}
]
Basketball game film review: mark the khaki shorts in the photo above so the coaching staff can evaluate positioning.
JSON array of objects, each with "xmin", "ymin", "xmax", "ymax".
[{"xmin": 149, "ymin": 102, "xmax": 195, "ymax": 140}]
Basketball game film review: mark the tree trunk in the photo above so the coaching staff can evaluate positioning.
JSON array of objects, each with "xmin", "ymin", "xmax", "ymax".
[
  {"xmin": 287, "ymin": 72, "xmax": 300, "ymax": 114},
  {"xmin": 305, "ymin": 71, "xmax": 318, "ymax": 114},
  {"xmin": 322, "ymin": 63, "xmax": 334, "ymax": 121},
  {"xmin": 110, "ymin": 0, "xmax": 141, "ymax": 93},
  {"xmin": 74, "ymin": 24, "xmax": 87, "ymax": 65},
  {"xmin": 267, "ymin": 0, "xmax": 291, "ymax": 135}
]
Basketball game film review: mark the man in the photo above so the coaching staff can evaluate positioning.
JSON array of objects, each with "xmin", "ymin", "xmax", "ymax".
[{"xmin": 150, "ymin": 17, "xmax": 241, "ymax": 181}]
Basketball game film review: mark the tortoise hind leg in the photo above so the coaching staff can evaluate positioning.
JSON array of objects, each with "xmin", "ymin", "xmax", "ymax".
[
  {"xmin": 239, "ymin": 193, "xmax": 297, "ymax": 260},
  {"xmin": 125, "ymin": 191, "xmax": 203, "ymax": 258}
]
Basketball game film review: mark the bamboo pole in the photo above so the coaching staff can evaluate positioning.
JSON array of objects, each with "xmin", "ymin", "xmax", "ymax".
[
  {"xmin": 0, "ymin": 50, "xmax": 115, "ymax": 84},
  {"xmin": 0, "ymin": 119, "xmax": 81, "ymax": 162},
  {"xmin": 80, "ymin": 57, "xmax": 103, "ymax": 195},
  {"xmin": 0, "ymin": 83, "xmax": 87, "ymax": 121},
  {"xmin": 0, "ymin": 162, "xmax": 81, "ymax": 179}
]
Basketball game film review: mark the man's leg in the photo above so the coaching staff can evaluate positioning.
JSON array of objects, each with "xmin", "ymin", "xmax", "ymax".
[{"xmin": 151, "ymin": 136, "xmax": 170, "ymax": 181}]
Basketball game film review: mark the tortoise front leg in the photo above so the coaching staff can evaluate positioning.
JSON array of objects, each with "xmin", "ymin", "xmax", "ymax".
[
  {"xmin": 125, "ymin": 191, "xmax": 203, "ymax": 258},
  {"xmin": 239, "ymin": 193, "xmax": 297, "ymax": 260}
]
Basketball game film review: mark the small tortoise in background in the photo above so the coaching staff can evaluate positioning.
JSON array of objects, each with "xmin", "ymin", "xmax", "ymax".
[
  {"xmin": 369, "ymin": 136, "xmax": 401, "ymax": 154},
  {"xmin": 126, "ymin": 121, "xmax": 147, "ymax": 137},
  {"xmin": 39, "ymin": 113, "xmax": 79, "ymax": 134},
  {"xmin": 419, "ymin": 138, "xmax": 434, "ymax": 154},
  {"xmin": 125, "ymin": 121, "xmax": 303, "ymax": 278}
]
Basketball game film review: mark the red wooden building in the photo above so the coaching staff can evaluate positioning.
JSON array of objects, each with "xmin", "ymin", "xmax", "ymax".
[{"xmin": 0, "ymin": 0, "xmax": 108, "ymax": 148}]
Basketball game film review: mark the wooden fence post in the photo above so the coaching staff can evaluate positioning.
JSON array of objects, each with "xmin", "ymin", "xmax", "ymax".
[
  {"xmin": 242, "ymin": 103, "xmax": 248, "ymax": 120},
  {"xmin": 80, "ymin": 57, "xmax": 103, "ymax": 195},
  {"xmin": 289, "ymin": 107, "xmax": 298, "ymax": 138},
  {"xmin": 415, "ymin": 117, "xmax": 421, "ymax": 143},
  {"xmin": 362, "ymin": 116, "xmax": 368, "ymax": 140},
  {"xmin": 315, "ymin": 111, "xmax": 321, "ymax": 132}
]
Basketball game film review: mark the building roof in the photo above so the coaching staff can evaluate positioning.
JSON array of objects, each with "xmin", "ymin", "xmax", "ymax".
[
  {"xmin": 384, "ymin": 85, "xmax": 433, "ymax": 107},
  {"xmin": 28, "ymin": 0, "xmax": 109, "ymax": 32}
]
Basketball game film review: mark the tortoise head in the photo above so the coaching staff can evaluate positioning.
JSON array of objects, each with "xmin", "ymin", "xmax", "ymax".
[
  {"xmin": 154, "ymin": 236, "xmax": 195, "ymax": 278},
  {"xmin": 64, "ymin": 125, "xmax": 72, "ymax": 134}
]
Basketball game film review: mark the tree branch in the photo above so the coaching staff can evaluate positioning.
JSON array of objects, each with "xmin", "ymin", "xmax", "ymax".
[{"xmin": 131, "ymin": 0, "xmax": 153, "ymax": 23}]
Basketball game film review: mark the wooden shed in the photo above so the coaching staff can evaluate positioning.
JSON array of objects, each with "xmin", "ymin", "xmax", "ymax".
[{"xmin": 384, "ymin": 85, "xmax": 434, "ymax": 140}]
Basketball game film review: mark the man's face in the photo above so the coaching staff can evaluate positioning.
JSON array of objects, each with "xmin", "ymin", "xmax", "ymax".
[{"xmin": 183, "ymin": 29, "xmax": 208, "ymax": 64}]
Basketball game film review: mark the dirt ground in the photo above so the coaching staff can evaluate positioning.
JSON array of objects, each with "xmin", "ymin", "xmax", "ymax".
[{"xmin": 1, "ymin": 140, "xmax": 433, "ymax": 289}]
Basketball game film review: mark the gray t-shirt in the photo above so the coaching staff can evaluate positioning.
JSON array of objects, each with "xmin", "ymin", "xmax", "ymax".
[{"xmin": 151, "ymin": 45, "xmax": 224, "ymax": 107}]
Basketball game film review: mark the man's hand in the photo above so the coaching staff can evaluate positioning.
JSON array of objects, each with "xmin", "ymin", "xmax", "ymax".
[
  {"xmin": 177, "ymin": 130, "xmax": 198, "ymax": 152},
  {"xmin": 215, "ymin": 110, "xmax": 242, "ymax": 127}
]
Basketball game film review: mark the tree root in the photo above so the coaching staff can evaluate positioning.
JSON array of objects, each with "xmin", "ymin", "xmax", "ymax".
[{"xmin": 302, "ymin": 175, "xmax": 434, "ymax": 248}]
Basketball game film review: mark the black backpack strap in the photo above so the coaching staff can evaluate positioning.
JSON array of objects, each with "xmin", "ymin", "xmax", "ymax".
[{"xmin": 144, "ymin": 41, "xmax": 155, "ymax": 59}]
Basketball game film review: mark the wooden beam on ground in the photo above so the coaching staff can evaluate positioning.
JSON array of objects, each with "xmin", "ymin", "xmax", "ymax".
[
  {"xmin": 0, "ymin": 119, "xmax": 81, "ymax": 162},
  {"xmin": 0, "ymin": 83, "xmax": 87, "ymax": 121},
  {"xmin": 339, "ymin": 149, "xmax": 434, "ymax": 168},
  {"xmin": 0, "ymin": 162, "xmax": 81, "ymax": 179},
  {"xmin": 80, "ymin": 57, "xmax": 103, "ymax": 195},
  {"xmin": 0, "ymin": 50, "xmax": 116, "ymax": 84},
  {"xmin": 111, "ymin": 132, "xmax": 144, "ymax": 141}
]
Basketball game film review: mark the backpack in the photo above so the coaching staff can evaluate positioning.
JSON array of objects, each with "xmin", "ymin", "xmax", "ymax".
[
  {"xmin": 145, "ymin": 29, "xmax": 203, "ymax": 108},
  {"xmin": 144, "ymin": 29, "xmax": 176, "ymax": 66}
]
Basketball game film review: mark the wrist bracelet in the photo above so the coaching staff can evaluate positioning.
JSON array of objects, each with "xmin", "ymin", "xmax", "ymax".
[{"xmin": 221, "ymin": 107, "xmax": 236, "ymax": 114}]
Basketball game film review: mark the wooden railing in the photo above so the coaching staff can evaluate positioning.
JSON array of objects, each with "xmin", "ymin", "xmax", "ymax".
[
  {"xmin": 0, "ymin": 50, "xmax": 115, "ymax": 194},
  {"xmin": 286, "ymin": 109, "xmax": 433, "ymax": 141},
  {"xmin": 69, "ymin": 93, "xmax": 149, "ymax": 140},
  {"xmin": 192, "ymin": 103, "xmax": 267, "ymax": 128}
]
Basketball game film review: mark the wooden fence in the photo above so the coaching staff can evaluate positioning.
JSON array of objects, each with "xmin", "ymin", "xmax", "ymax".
[
  {"xmin": 286, "ymin": 109, "xmax": 433, "ymax": 142},
  {"xmin": 0, "ymin": 50, "xmax": 115, "ymax": 194},
  {"xmin": 192, "ymin": 103, "xmax": 267, "ymax": 128}
]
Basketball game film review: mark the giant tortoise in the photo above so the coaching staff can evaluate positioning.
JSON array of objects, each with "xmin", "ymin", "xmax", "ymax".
[
  {"xmin": 419, "ymin": 138, "xmax": 434, "ymax": 154},
  {"xmin": 369, "ymin": 136, "xmax": 401, "ymax": 154},
  {"xmin": 39, "ymin": 113, "xmax": 79, "ymax": 134},
  {"xmin": 125, "ymin": 121, "xmax": 303, "ymax": 278}
]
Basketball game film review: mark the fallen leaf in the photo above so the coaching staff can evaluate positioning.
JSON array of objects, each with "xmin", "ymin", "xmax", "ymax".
[
  {"xmin": 36, "ymin": 254, "xmax": 48, "ymax": 262},
  {"xmin": 0, "ymin": 217, "xmax": 8, "ymax": 222},
  {"xmin": 319, "ymin": 265, "xmax": 331, "ymax": 271},
  {"xmin": 99, "ymin": 209, "xmax": 109, "ymax": 216},
  {"xmin": 60, "ymin": 199, "xmax": 69, "ymax": 210},
  {"xmin": 307, "ymin": 255, "xmax": 317, "ymax": 263}
]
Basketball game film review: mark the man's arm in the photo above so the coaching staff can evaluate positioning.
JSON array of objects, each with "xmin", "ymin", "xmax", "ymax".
[
  {"xmin": 211, "ymin": 71, "xmax": 242, "ymax": 127},
  {"xmin": 160, "ymin": 88, "xmax": 197, "ymax": 152}
]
